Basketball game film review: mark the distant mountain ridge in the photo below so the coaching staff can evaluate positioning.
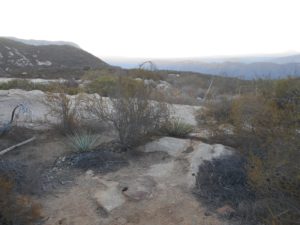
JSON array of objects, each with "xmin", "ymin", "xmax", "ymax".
[
  {"xmin": 105, "ymin": 54, "xmax": 300, "ymax": 79},
  {"xmin": 0, "ymin": 37, "xmax": 109, "ymax": 78},
  {"xmin": 153, "ymin": 60, "xmax": 300, "ymax": 79}
]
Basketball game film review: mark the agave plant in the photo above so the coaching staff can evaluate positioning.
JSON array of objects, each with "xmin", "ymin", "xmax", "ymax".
[
  {"xmin": 68, "ymin": 130, "xmax": 100, "ymax": 151},
  {"xmin": 162, "ymin": 118, "xmax": 194, "ymax": 138}
]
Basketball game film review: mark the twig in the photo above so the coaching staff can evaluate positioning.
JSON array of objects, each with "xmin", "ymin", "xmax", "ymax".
[
  {"xmin": 202, "ymin": 78, "xmax": 214, "ymax": 103},
  {"xmin": 0, "ymin": 136, "xmax": 36, "ymax": 156}
]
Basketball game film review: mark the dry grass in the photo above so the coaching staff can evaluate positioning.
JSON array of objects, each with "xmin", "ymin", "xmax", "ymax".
[{"xmin": 198, "ymin": 78, "xmax": 300, "ymax": 225}]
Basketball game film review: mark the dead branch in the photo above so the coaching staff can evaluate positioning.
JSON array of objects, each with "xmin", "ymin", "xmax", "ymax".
[{"xmin": 0, "ymin": 136, "xmax": 36, "ymax": 156}]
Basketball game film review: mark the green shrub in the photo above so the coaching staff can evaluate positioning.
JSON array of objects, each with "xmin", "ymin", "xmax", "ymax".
[
  {"xmin": 0, "ymin": 79, "xmax": 38, "ymax": 90},
  {"xmin": 85, "ymin": 76, "xmax": 144, "ymax": 97},
  {"xmin": 0, "ymin": 79, "xmax": 81, "ymax": 95},
  {"xmin": 85, "ymin": 76, "xmax": 118, "ymax": 96},
  {"xmin": 68, "ymin": 131, "xmax": 99, "ymax": 151},
  {"xmin": 161, "ymin": 119, "xmax": 193, "ymax": 138}
]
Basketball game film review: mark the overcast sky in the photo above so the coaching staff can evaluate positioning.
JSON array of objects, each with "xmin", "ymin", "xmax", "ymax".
[{"xmin": 1, "ymin": 0, "xmax": 300, "ymax": 58}]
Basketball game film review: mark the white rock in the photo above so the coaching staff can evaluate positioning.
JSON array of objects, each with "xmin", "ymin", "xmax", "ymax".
[
  {"xmin": 141, "ymin": 137, "xmax": 190, "ymax": 157},
  {"xmin": 94, "ymin": 180, "xmax": 125, "ymax": 212},
  {"xmin": 185, "ymin": 143, "xmax": 231, "ymax": 187},
  {"xmin": 146, "ymin": 161, "xmax": 175, "ymax": 178},
  {"xmin": 171, "ymin": 104, "xmax": 201, "ymax": 126}
]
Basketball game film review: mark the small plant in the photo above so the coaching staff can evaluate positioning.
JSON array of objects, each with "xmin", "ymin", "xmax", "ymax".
[
  {"xmin": 162, "ymin": 118, "xmax": 194, "ymax": 138},
  {"xmin": 68, "ymin": 131, "xmax": 99, "ymax": 151},
  {"xmin": 44, "ymin": 87, "xmax": 81, "ymax": 133}
]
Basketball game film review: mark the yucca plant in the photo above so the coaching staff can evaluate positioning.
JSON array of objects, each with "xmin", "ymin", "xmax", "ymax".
[
  {"xmin": 68, "ymin": 130, "xmax": 100, "ymax": 151},
  {"xmin": 162, "ymin": 118, "xmax": 194, "ymax": 138}
]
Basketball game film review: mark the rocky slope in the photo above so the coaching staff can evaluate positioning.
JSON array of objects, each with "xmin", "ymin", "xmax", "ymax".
[{"xmin": 0, "ymin": 37, "xmax": 110, "ymax": 78}]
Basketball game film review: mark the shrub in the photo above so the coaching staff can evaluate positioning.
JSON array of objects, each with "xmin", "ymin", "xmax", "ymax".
[
  {"xmin": 195, "ymin": 154, "xmax": 255, "ymax": 207},
  {"xmin": 68, "ymin": 130, "xmax": 99, "ymax": 151},
  {"xmin": 85, "ymin": 78, "xmax": 169, "ymax": 150},
  {"xmin": 0, "ymin": 176, "xmax": 42, "ymax": 225},
  {"xmin": 199, "ymin": 78, "xmax": 300, "ymax": 225},
  {"xmin": 197, "ymin": 97, "xmax": 233, "ymax": 126},
  {"xmin": 161, "ymin": 118, "xmax": 193, "ymax": 138},
  {"xmin": 0, "ymin": 79, "xmax": 81, "ymax": 95},
  {"xmin": 44, "ymin": 88, "xmax": 81, "ymax": 133},
  {"xmin": 85, "ymin": 76, "xmax": 144, "ymax": 98},
  {"xmin": 85, "ymin": 76, "xmax": 118, "ymax": 96},
  {"xmin": 0, "ymin": 79, "xmax": 39, "ymax": 91}
]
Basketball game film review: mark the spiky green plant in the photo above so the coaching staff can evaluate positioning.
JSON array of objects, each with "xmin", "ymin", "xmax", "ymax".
[
  {"xmin": 162, "ymin": 118, "xmax": 194, "ymax": 138},
  {"xmin": 68, "ymin": 131, "xmax": 100, "ymax": 151}
]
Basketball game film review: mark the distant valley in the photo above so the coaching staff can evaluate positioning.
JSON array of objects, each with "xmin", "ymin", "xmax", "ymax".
[{"xmin": 105, "ymin": 54, "xmax": 300, "ymax": 79}]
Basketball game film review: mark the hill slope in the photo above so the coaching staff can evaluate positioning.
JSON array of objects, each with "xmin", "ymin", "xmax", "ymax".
[
  {"xmin": 6, "ymin": 37, "xmax": 81, "ymax": 48},
  {"xmin": 0, "ymin": 37, "xmax": 109, "ymax": 78}
]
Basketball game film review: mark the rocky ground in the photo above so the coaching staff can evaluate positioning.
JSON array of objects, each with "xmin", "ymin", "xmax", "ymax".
[
  {"xmin": 0, "ymin": 90, "xmax": 233, "ymax": 225},
  {"xmin": 38, "ymin": 137, "xmax": 231, "ymax": 225},
  {"xmin": 0, "ymin": 89, "xmax": 200, "ymax": 129}
]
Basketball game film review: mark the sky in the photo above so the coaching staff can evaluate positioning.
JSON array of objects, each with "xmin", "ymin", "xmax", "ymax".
[{"xmin": 1, "ymin": 0, "xmax": 300, "ymax": 59}]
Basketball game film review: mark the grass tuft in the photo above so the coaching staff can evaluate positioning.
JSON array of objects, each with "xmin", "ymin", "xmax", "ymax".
[
  {"xmin": 68, "ymin": 131, "xmax": 99, "ymax": 151},
  {"xmin": 162, "ymin": 118, "xmax": 194, "ymax": 138}
]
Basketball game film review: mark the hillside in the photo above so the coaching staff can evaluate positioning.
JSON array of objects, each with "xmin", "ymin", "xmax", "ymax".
[
  {"xmin": 6, "ymin": 37, "xmax": 81, "ymax": 48},
  {"xmin": 0, "ymin": 37, "xmax": 110, "ymax": 78}
]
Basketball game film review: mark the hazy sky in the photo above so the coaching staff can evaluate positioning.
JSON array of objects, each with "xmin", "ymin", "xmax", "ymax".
[{"xmin": 1, "ymin": 0, "xmax": 300, "ymax": 58}]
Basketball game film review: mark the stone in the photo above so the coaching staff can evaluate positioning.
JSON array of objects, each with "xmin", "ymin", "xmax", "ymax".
[
  {"xmin": 146, "ymin": 161, "xmax": 175, "ymax": 178},
  {"xmin": 120, "ymin": 176, "xmax": 156, "ymax": 201},
  {"xmin": 185, "ymin": 143, "xmax": 231, "ymax": 187},
  {"xmin": 216, "ymin": 205, "xmax": 235, "ymax": 216},
  {"xmin": 94, "ymin": 181, "xmax": 125, "ymax": 212},
  {"xmin": 141, "ymin": 137, "xmax": 190, "ymax": 157}
]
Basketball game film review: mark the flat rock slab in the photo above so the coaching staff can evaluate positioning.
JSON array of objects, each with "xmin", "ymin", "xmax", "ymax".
[
  {"xmin": 146, "ymin": 161, "xmax": 175, "ymax": 178},
  {"xmin": 139, "ymin": 137, "xmax": 233, "ymax": 187},
  {"xmin": 141, "ymin": 137, "xmax": 190, "ymax": 157},
  {"xmin": 119, "ymin": 176, "xmax": 157, "ymax": 201}
]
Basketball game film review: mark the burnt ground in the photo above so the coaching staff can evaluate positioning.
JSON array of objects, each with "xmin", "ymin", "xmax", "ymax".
[
  {"xmin": 0, "ymin": 128, "xmax": 166, "ymax": 197},
  {"xmin": 0, "ymin": 128, "xmax": 129, "ymax": 196},
  {"xmin": 0, "ymin": 127, "xmax": 229, "ymax": 225}
]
